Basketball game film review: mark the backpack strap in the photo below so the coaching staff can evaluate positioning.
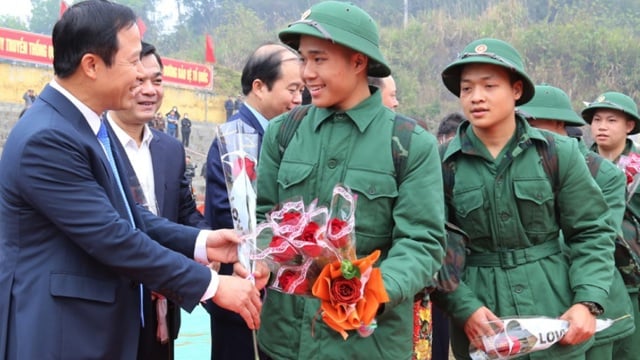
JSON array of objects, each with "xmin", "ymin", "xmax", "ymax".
[
  {"xmin": 534, "ymin": 132, "xmax": 560, "ymax": 195},
  {"xmin": 278, "ymin": 104, "xmax": 311, "ymax": 157},
  {"xmin": 390, "ymin": 114, "xmax": 416, "ymax": 183},
  {"xmin": 584, "ymin": 152, "xmax": 603, "ymax": 178}
]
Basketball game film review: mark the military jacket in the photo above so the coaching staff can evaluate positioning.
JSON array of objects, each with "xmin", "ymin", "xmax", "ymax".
[
  {"xmin": 433, "ymin": 118, "xmax": 616, "ymax": 359},
  {"xmin": 255, "ymin": 92, "xmax": 445, "ymax": 360},
  {"xmin": 576, "ymin": 139, "xmax": 634, "ymax": 345}
]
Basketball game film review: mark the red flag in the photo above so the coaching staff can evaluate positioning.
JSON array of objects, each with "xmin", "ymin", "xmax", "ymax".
[
  {"xmin": 59, "ymin": 1, "xmax": 68, "ymax": 18},
  {"xmin": 205, "ymin": 34, "xmax": 216, "ymax": 63},
  {"xmin": 137, "ymin": 17, "xmax": 147, "ymax": 39}
]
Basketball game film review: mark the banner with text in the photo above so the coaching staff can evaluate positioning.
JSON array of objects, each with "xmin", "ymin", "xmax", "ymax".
[{"xmin": 0, "ymin": 27, "xmax": 212, "ymax": 89}]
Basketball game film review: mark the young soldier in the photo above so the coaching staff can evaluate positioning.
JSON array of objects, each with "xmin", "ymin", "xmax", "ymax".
[
  {"xmin": 255, "ymin": 1, "xmax": 445, "ymax": 359},
  {"xmin": 431, "ymin": 38, "xmax": 617, "ymax": 359},
  {"xmin": 520, "ymin": 84, "xmax": 635, "ymax": 360},
  {"xmin": 582, "ymin": 92, "xmax": 640, "ymax": 359}
]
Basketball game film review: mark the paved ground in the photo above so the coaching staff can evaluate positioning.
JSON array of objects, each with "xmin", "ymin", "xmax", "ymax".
[{"xmin": 175, "ymin": 307, "xmax": 211, "ymax": 359}]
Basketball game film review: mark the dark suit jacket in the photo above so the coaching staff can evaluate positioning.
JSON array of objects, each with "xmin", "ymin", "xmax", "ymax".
[
  {"xmin": 105, "ymin": 119, "xmax": 208, "ymax": 342},
  {"xmin": 204, "ymin": 104, "xmax": 264, "ymax": 359},
  {"xmin": 0, "ymin": 85, "xmax": 211, "ymax": 360}
]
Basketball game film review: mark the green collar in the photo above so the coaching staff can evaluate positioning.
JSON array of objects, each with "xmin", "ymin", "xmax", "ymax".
[{"xmin": 312, "ymin": 87, "xmax": 387, "ymax": 133}]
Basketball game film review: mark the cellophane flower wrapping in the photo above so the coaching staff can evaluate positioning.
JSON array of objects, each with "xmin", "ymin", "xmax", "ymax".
[
  {"xmin": 617, "ymin": 152, "xmax": 640, "ymax": 202},
  {"xmin": 469, "ymin": 316, "xmax": 621, "ymax": 360},
  {"xmin": 251, "ymin": 184, "xmax": 390, "ymax": 339},
  {"xmin": 215, "ymin": 121, "xmax": 259, "ymax": 274}
]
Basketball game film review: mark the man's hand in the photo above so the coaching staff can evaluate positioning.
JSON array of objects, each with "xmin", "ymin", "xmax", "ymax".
[
  {"xmin": 206, "ymin": 229, "xmax": 241, "ymax": 263},
  {"xmin": 464, "ymin": 306, "xmax": 502, "ymax": 351},
  {"xmin": 558, "ymin": 303, "xmax": 596, "ymax": 345},
  {"xmin": 213, "ymin": 275, "xmax": 262, "ymax": 329},
  {"xmin": 233, "ymin": 261, "xmax": 270, "ymax": 291}
]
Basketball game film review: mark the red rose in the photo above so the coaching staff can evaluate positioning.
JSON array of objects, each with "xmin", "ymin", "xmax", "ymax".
[
  {"xmin": 327, "ymin": 218, "xmax": 350, "ymax": 248},
  {"xmin": 278, "ymin": 270, "xmax": 309, "ymax": 295},
  {"xmin": 232, "ymin": 157, "xmax": 256, "ymax": 181},
  {"xmin": 491, "ymin": 334, "xmax": 521, "ymax": 357},
  {"xmin": 281, "ymin": 211, "xmax": 302, "ymax": 226},
  {"xmin": 299, "ymin": 221, "xmax": 322, "ymax": 257},
  {"xmin": 269, "ymin": 236, "xmax": 297, "ymax": 263},
  {"xmin": 330, "ymin": 276, "xmax": 362, "ymax": 305}
]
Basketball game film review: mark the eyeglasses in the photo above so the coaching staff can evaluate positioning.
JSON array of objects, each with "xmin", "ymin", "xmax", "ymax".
[
  {"xmin": 289, "ymin": 20, "xmax": 335, "ymax": 43},
  {"xmin": 458, "ymin": 52, "xmax": 516, "ymax": 69}
]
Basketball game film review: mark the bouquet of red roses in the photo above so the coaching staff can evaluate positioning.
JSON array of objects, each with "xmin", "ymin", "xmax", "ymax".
[{"xmin": 251, "ymin": 184, "xmax": 389, "ymax": 339}]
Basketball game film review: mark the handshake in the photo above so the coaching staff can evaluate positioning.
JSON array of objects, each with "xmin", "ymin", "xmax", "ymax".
[{"xmin": 204, "ymin": 229, "xmax": 268, "ymax": 330}]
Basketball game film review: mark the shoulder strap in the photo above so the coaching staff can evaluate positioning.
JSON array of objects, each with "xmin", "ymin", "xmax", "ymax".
[
  {"xmin": 277, "ymin": 104, "xmax": 311, "ymax": 156},
  {"xmin": 534, "ymin": 133, "xmax": 560, "ymax": 195},
  {"xmin": 439, "ymin": 141, "xmax": 455, "ymax": 200},
  {"xmin": 584, "ymin": 152, "xmax": 603, "ymax": 178},
  {"xmin": 391, "ymin": 114, "xmax": 416, "ymax": 183}
]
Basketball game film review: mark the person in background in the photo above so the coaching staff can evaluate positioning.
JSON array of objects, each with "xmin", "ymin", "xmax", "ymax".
[
  {"xmin": 104, "ymin": 41, "xmax": 210, "ymax": 360},
  {"xmin": 0, "ymin": 1, "xmax": 264, "ymax": 359},
  {"xmin": 368, "ymin": 75, "xmax": 399, "ymax": 110},
  {"xmin": 582, "ymin": 92, "xmax": 640, "ymax": 359},
  {"xmin": 256, "ymin": 2, "xmax": 445, "ymax": 358},
  {"xmin": 22, "ymin": 89, "xmax": 36, "ymax": 108},
  {"xmin": 521, "ymin": 84, "xmax": 635, "ymax": 360},
  {"xmin": 224, "ymin": 95, "xmax": 234, "ymax": 120},
  {"xmin": 204, "ymin": 42, "xmax": 304, "ymax": 360},
  {"xmin": 181, "ymin": 113, "xmax": 192, "ymax": 147},
  {"xmin": 166, "ymin": 106, "xmax": 179, "ymax": 138},
  {"xmin": 436, "ymin": 112, "xmax": 466, "ymax": 144},
  {"xmin": 431, "ymin": 37, "xmax": 617, "ymax": 359}
]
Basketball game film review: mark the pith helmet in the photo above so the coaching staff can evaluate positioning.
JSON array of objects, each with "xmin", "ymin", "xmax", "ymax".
[
  {"xmin": 442, "ymin": 38, "xmax": 535, "ymax": 106},
  {"xmin": 278, "ymin": 1, "xmax": 390, "ymax": 77},
  {"xmin": 518, "ymin": 84, "xmax": 585, "ymax": 126},
  {"xmin": 581, "ymin": 92, "xmax": 640, "ymax": 134}
]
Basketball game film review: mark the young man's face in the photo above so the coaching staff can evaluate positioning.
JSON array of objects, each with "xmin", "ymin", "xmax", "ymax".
[
  {"xmin": 126, "ymin": 54, "xmax": 164, "ymax": 125},
  {"xmin": 590, "ymin": 109, "xmax": 634, "ymax": 150},
  {"xmin": 459, "ymin": 63, "xmax": 522, "ymax": 131},
  {"xmin": 298, "ymin": 35, "xmax": 364, "ymax": 110},
  {"xmin": 258, "ymin": 56, "xmax": 304, "ymax": 120},
  {"xmin": 97, "ymin": 24, "xmax": 143, "ymax": 112}
]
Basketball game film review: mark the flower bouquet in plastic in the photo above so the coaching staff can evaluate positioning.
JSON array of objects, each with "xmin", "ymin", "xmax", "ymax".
[
  {"xmin": 617, "ymin": 152, "xmax": 640, "ymax": 202},
  {"xmin": 251, "ymin": 184, "xmax": 390, "ymax": 339},
  {"xmin": 469, "ymin": 315, "xmax": 630, "ymax": 360},
  {"xmin": 215, "ymin": 121, "xmax": 259, "ymax": 275}
]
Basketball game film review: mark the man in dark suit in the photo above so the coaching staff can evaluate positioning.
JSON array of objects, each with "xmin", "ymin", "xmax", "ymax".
[
  {"xmin": 0, "ymin": 2, "xmax": 263, "ymax": 359},
  {"xmin": 204, "ymin": 42, "xmax": 304, "ymax": 360},
  {"xmin": 104, "ymin": 41, "xmax": 208, "ymax": 360}
]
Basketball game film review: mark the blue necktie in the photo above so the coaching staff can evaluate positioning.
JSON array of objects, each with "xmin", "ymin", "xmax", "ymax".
[{"xmin": 97, "ymin": 121, "xmax": 145, "ymax": 327}]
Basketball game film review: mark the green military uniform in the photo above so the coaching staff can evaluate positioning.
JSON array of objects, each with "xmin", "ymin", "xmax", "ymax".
[
  {"xmin": 584, "ymin": 92, "xmax": 640, "ymax": 359},
  {"xmin": 256, "ymin": 92, "xmax": 445, "ymax": 359},
  {"xmin": 433, "ymin": 118, "xmax": 617, "ymax": 359},
  {"xmin": 255, "ymin": 2, "xmax": 446, "ymax": 359},
  {"xmin": 519, "ymin": 84, "xmax": 634, "ymax": 358},
  {"xmin": 433, "ymin": 40, "xmax": 617, "ymax": 359}
]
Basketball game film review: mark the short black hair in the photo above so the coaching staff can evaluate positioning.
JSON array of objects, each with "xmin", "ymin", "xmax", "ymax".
[
  {"xmin": 240, "ymin": 42, "xmax": 298, "ymax": 96},
  {"xmin": 52, "ymin": 0, "xmax": 137, "ymax": 78},
  {"xmin": 141, "ymin": 41, "xmax": 163, "ymax": 69},
  {"xmin": 437, "ymin": 112, "xmax": 466, "ymax": 138}
]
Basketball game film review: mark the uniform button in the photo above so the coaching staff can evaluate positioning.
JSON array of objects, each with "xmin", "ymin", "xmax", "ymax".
[
  {"xmin": 368, "ymin": 186, "xmax": 376, "ymax": 195},
  {"xmin": 328, "ymin": 159, "xmax": 337, "ymax": 168},
  {"xmin": 514, "ymin": 285, "xmax": 524, "ymax": 293},
  {"xmin": 536, "ymin": 193, "xmax": 543, "ymax": 200},
  {"xmin": 500, "ymin": 212, "xmax": 510, "ymax": 221}
]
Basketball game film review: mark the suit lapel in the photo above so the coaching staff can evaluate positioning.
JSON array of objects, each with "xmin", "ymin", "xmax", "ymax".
[{"xmin": 149, "ymin": 131, "xmax": 166, "ymax": 217}]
